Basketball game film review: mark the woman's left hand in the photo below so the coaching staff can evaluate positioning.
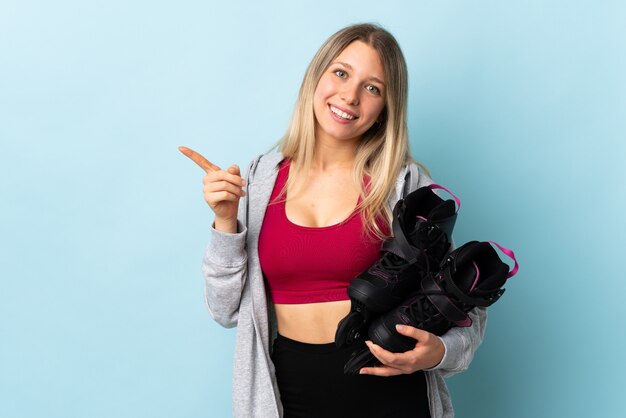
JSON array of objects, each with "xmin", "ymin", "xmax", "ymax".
[{"xmin": 359, "ymin": 324, "xmax": 445, "ymax": 376}]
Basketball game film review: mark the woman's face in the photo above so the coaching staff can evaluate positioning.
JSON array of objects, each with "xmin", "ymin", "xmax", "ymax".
[{"xmin": 313, "ymin": 40, "xmax": 386, "ymax": 145}]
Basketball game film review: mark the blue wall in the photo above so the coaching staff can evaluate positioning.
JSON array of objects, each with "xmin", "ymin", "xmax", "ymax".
[{"xmin": 1, "ymin": 1, "xmax": 624, "ymax": 417}]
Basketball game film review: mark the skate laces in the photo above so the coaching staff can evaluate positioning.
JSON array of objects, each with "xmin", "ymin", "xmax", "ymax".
[
  {"xmin": 369, "ymin": 241, "xmax": 432, "ymax": 280},
  {"xmin": 373, "ymin": 252, "xmax": 408, "ymax": 273}
]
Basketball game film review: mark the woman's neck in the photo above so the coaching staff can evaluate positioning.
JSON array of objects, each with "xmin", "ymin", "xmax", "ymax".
[{"xmin": 311, "ymin": 136, "xmax": 358, "ymax": 172}]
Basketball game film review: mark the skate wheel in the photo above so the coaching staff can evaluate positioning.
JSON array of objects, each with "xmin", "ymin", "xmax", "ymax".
[
  {"xmin": 335, "ymin": 312, "xmax": 366, "ymax": 348},
  {"xmin": 343, "ymin": 348, "xmax": 379, "ymax": 375}
]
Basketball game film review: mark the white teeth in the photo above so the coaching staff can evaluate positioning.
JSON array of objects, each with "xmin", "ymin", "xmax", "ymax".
[{"xmin": 330, "ymin": 105, "xmax": 355, "ymax": 120}]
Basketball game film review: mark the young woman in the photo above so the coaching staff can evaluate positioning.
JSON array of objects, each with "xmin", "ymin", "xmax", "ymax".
[{"xmin": 181, "ymin": 23, "xmax": 486, "ymax": 418}]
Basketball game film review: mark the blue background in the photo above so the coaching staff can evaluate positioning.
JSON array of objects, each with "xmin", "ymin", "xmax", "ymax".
[{"xmin": 1, "ymin": 1, "xmax": 625, "ymax": 417}]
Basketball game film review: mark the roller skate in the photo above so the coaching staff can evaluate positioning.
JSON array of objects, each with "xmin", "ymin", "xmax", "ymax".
[{"xmin": 334, "ymin": 184, "xmax": 459, "ymax": 348}]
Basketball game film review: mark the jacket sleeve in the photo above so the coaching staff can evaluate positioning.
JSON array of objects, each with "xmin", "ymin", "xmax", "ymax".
[
  {"xmin": 201, "ymin": 222, "xmax": 248, "ymax": 328},
  {"xmin": 201, "ymin": 157, "xmax": 257, "ymax": 328},
  {"xmin": 426, "ymin": 307, "xmax": 487, "ymax": 377},
  {"xmin": 410, "ymin": 163, "xmax": 489, "ymax": 377}
]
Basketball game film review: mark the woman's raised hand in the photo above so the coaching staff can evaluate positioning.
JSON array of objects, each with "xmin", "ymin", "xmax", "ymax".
[{"xmin": 179, "ymin": 146, "xmax": 246, "ymax": 233}]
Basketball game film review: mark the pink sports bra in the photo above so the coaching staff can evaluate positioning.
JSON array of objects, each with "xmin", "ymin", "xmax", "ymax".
[{"xmin": 258, "ymin": 160, "xmax": 387, "ymax": 304}]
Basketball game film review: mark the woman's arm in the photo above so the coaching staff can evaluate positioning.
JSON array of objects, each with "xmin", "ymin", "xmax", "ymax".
[
  {"xmin": 202, "ymin": 218, "xmax": 248, "ymax": 329},
  {"xmin": 194, "ymin": 154, "xmax": 258, "ymax": 328}
]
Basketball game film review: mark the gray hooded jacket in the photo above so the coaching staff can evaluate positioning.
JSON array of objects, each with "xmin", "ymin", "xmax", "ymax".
[{"xmin": 202, "ymin": 151, "xmax": 487, "ymax": 417}]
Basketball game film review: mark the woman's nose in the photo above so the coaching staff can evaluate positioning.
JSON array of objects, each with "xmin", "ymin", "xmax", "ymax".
[{"xmin": 340, "ymin": 82, "xmax": 359, "ymax": 106}]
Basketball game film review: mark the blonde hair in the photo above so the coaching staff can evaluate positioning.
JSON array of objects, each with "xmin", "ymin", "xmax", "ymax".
[{"xmin": 279, "ymin": 23, "xmax": 416, "ymax": 239}]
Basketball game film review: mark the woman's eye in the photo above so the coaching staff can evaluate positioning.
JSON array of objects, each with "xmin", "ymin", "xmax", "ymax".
[
  {"xmin": 366, "ymin": 85, "xmax": 381, "ymax": 95},
  {"xmin": 334, "ymin": 70, "xmax": 347, "ymax": 78}
]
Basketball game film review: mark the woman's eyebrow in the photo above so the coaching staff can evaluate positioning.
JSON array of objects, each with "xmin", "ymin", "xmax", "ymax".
[{"xmin": 332, "ymin": 61, "xmax": 386, "ymax": 86}]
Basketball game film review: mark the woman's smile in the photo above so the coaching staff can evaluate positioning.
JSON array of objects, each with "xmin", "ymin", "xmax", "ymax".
[{"xmin": 328, "ymin": 104, "xmax": 358, "ymax": 122}]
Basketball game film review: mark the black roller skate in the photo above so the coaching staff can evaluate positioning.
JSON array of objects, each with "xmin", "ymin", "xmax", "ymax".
[
  {"xmin": 335, "ymin": 184, "xmax": 459, "ymax": 348},
  {"xmin": 343, "ymin": 240, "xmax": 519, "ymax": 374}
]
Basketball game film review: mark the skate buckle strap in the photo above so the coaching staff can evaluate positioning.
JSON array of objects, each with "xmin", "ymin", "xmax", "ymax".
[
  {"xmin": 422, "ymin": 274, "xmax": 472, "ymax": 327},
  {"xmin": 391, "ymin": 201, "xmax": 419, "ymax": 263},
  {"xmin": 487, "ymin": 241, "xmax": 519, "ymax": 279},
  {"xmin": 428, "ymin": 184, "xmax": 461, "ymax": 212},
  {"xmin": 380, "ymin": 238, "xmax": 423, "ymax": 262},
  {"xmin": 441, "ymin": 263, "xmax": 505, "ymax": 308}
]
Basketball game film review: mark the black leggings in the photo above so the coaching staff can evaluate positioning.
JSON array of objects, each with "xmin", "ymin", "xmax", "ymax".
[{"xmin": 271, "ymin": 334, "xmax": 431, "ymax": 418}]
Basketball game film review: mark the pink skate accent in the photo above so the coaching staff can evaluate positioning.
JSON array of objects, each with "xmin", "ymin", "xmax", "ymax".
[
  {"xmin": 469, "ymin": 261, "xmax": 480, "ymax": 292},
  {"xmin": 416, "ymin": 216, "xmax": 428, "ymax": 221},
  {"xmin": 458, "ymin": 316, "xmax": 472, "ymax": 327},
  {"xmin": 428, "ymin": 184, "xmax": 461, "ymax": 211},
  {"xmin": 487, "ymin": 241, "xmax": 519, "ymax": 279}
]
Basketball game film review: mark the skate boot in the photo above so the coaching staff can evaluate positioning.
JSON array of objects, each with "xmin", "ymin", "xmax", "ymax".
[
  {"xmin": 344, "ymin": 240, "xmax": 519, "ymax": 374},
  {"xmin": 335, "ymin": 184, "xmax": 459, "ymax": 348}
]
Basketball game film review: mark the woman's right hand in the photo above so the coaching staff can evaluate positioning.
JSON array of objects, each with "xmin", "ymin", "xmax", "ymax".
[{"xmin": 179, "ymin": 146, "xmax": 246, "ymax": 233}]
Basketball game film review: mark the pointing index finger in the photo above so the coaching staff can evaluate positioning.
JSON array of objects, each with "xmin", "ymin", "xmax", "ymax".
[{"xmin": 178, "ymin": 146, "xmax": 221, "ymax": 173}]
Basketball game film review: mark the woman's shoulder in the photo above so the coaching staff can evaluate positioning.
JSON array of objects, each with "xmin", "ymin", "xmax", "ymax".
[
  {"xmin": 243, "ymin": 150, "xmax": 285, "ymax": 183},
  {"xmin": 397, "ymin": 160, "xmax": 434, "ymax": 196}
]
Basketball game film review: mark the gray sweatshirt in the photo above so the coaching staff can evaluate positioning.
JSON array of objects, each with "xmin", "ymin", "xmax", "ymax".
[{"xmin": 202, "ymin": 151, "xmax": 487, "ymax": 418}]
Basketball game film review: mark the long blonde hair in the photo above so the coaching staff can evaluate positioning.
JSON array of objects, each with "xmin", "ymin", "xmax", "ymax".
[{"xmin": 279, "ymin": 23, "xmax": 414, "ymax": 239}]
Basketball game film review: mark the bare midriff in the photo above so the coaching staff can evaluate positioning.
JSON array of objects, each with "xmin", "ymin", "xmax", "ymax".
[{"xmin": 274, "ymin": 300, "xmax": 352, "ymax": 344}]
